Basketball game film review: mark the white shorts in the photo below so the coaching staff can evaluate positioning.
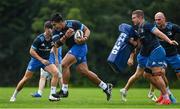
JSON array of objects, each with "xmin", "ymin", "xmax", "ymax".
[{"xmin": 40, "ymin": 64, "xmax": 62, "ymax": 78}]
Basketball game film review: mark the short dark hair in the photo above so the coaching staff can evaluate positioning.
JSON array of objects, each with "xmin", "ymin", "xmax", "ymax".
[
  {"xmin": 44, "ymin": 20, "xmax": 52, "ymax": 29},
  {"xmin": 51, "ymin": 13, "xmax": 63, "ymax": 22},
  {"xmin": 132, "ymin": 10, "xmax": 144, "ymax": 18}
]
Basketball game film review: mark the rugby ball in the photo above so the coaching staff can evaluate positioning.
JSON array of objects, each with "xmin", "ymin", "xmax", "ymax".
[{"xmin": 74, "ymin": 30, "xmax": 83, "ymax": 39}]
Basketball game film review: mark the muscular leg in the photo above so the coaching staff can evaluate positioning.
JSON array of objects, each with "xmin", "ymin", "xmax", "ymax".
[
  {"xmin": 44, "ymin": 64, "xmax": 60, "ymax": 97},
  {"xmin": 120, "ymin": 66, "xmax": 144, "ymax": 102},
  {"xmin": 61, "ymin": 54, "xmax": 76, "ymax": 84},
  {"xmin": 76, "ymin": 62, "xmax": 113, "ymax": 101},
  {"xmin": 144, "ymin": 72, "xmax": 160, "ymax": 90},
  {"xmin": 10, "ymin": 70, "xmax": 33, "ymax": 101},
  {"xmin": 149, "ymin": 67, "xmax": 167, "ymax": 95},
  {"xmin": 148, "ymin": 67, "xmax": 171, "ymax": 104},
  {"xmin": 45, "ymin": 64, "xmax": 59, "ymax": 87},
  {"xmin": 54, "ymin": 53, "xmax": 76, "ymax": 96},
  {"xmin": 161, "ymin": 69, "xmax": 169, "ymax": 86},
  {"xmin": 124, "ymin": 66, "xmax": 144, "ymax": 91},
  {"xmin": 76, "ymin": 63, "xmax": 101, "ymax": 85},
  {"xmin": 16, "ymin": 71, "xmax": 33, "ymax": 91},
  {"xmin": 37, "ymin": 76, "xmax": 46, "ymax": 95}
]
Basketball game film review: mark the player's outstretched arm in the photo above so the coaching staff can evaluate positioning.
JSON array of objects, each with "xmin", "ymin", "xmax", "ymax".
[{"xmin": 153, "ymin": 28, "xmax": 179, "ymax": 46}]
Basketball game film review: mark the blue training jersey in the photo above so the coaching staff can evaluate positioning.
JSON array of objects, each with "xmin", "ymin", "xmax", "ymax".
[
  {"xmin": 53, "ymin": 20, "xmax": 85, "ymax": 49},
  {"xmin": 31, "ymin": 33, "xmax": 54, "ymax": 59},
  {"xmin": 135, "ymin": 22, "xmax": 160, "ymax": 56},
  {"xmin": 156, "ymin": 22, "xmax": 180, "ymax": 56}
]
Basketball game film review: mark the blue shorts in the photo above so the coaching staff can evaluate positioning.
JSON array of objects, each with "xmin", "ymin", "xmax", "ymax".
[
  {"xmin": 166, "ymin": 54, "xmax": 180, "ymax": 73},
  {"xmin": 27, "ymin": 53, "xmax": 56, "ymax": 72},
  {"xmin": 137, "ymin": 46, "xmax": 166, "ymax": 68},
  {"xmin": 68, "ymin": 44, "xmax": 88, "ymax": 65}
]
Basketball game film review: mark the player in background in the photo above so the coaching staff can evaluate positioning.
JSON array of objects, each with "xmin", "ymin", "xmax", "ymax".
[
  {"xmin": 120, "ymin": 10, "xmax": 178, "ymax": 105},
  {"xmin": 51, "ymin": 13, "xmax": 113, "ymax": 101},
  {"xmin": 31, "ymin": 47, "xmax": 62, "ymax": 97},
  {"xmin": 10, "ymin": 21, "xmax": 60, "ymax": 102},
  {"xmin": 148, "ymin": 12, "xmax": 180, "ymax": 103}
]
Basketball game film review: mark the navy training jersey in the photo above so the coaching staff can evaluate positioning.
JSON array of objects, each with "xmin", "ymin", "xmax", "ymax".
[
  {"xmin": 53, "ymin": 20, "xmax": 85, "ymax": 49},
  {"xmin": 135, "ymin": 22, "xmax": 160, "ymax": 56},
  {"xmin": 31, "ymin": 33, "xmax": 54, "ymax": 59},
  {"xmin": 156, "ymin": 22, "xmax": 180, "ymax": 56}
]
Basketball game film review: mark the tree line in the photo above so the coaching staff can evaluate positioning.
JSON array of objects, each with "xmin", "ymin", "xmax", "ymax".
[{"xmin": 0, "ymin": 0, "xmax": 179, "ymax": 87}]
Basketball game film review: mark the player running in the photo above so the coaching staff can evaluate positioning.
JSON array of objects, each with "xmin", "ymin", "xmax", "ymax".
[
  {"xmin": 120, "ymin": 10, "xmax": 178, "ymax": 105},
  {"xmin": 31, "ymin": 47, "xmax": 62, "ymax": 97},
  {"xmin": 50, "ymin": 13, "xmax": 113, "ymax": 101},
  {"xmin": 149, "ymin": 12, "xmax": 180, "ymax": 104},
  {"xmin": 10, "ymin": 21, "xmax": 60, "ymax": 102}
]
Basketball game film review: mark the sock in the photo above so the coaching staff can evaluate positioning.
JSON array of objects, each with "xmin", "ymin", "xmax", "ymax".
[
  {"xmin": 99, "ymin": 81, "xmax": 107, "ymax": 90},
  {"xmin": 12, "ymin": 89, "xmax": 18, "ymax": 98},
  {"xmin": 166, "ymin": 86, "xmax": 172, "ymax": 95},
  {"xmin": 50, "ymin": 86, "xmax": 56, "ymax": 95},
  {"xmin": 62, "ymin": 84, "xmax": 68, "ymax": 93},
  {"xmin": 148, "ymin": 91, "xmax": 154, "ymax": 96},
  {"xmin": 38, "ymin": 90, "xmax": 42, "ymax": 95},
  {"xmin": 162, "ymin": 94, "xmax": 169, "ymax": 100}
]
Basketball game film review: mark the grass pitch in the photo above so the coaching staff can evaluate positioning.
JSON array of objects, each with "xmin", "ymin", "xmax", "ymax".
[{"xmin": 0, "ymin": 87, "xmax": 180, "ymax": 108}]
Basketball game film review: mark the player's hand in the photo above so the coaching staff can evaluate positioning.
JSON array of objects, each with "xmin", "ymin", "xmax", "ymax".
[
  {"xmin": 41, "ymin": 59, "xmax": 50, "ymax": 65},
  {"xmin": 127, "ymin": 58, "xmax": 134, "ymax": 66},
  {"xmin": 169, "ymin": 40, "xmax": 179, "ymax": 46},
  {"xmin": 129, "ymin": 38, "xmax": 138, "ymax": 47},
  {"xmin": 75, "ymin": 37, "xmax": 87, "ymax": 44},
  {"xmin": 65, "ymin": 28, "xmax": 75, "ymax": 38}
]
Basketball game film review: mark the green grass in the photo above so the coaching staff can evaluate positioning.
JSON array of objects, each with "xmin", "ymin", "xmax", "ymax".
[{"xmin": 0, "ymin": 87, "xmax": 180, "ymax": 108}]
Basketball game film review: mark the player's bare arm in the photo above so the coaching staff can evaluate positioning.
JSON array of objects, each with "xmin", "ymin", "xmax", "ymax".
[
  {"xmin": 127, "ymin": 48, "xmax": 136, "ymax": 66},
  {"xmin": 153, "ymin": 28, "xmax": 179, "ymax": 45},
  {"xmin": 55, "ymin": 28, "xmax": 75, "ymax": 48},
  {"xmin": 30, "ymin": 47, "xmax": 49, "ymax": 65}
]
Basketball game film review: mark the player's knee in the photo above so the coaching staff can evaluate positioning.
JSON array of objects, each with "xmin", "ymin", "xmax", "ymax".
[
  {"xmin": 61, "ymin": 62, "xmax": 70, "ymax": 69},
  {"xmin": 152, "ymin": 68, "xmax": 163, "ymax": 76},
  {"xmin": 51, "ymin": 70, "xmax": 59, "ymax": 77}
]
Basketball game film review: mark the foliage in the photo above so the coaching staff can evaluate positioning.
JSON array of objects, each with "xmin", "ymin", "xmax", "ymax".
[{"xmin": 0, "ymin": 0, "xmax": 179, "ymax": 87}]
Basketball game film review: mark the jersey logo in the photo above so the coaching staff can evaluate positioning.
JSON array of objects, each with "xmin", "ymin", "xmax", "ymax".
[
  {"xmin": 41, "ymin": 43, "xmax": 45, "ymax": 46},
  {"xmin": 167, "ymin": 31, "xmax": 172, "ymax": 36},
  {"xmin": 66, "ymin": 22, "xmax": 73, "ymax": 28},
  {"xmin": 152, "ymin": 62, "xmax": 156, "ymax": 65}
]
